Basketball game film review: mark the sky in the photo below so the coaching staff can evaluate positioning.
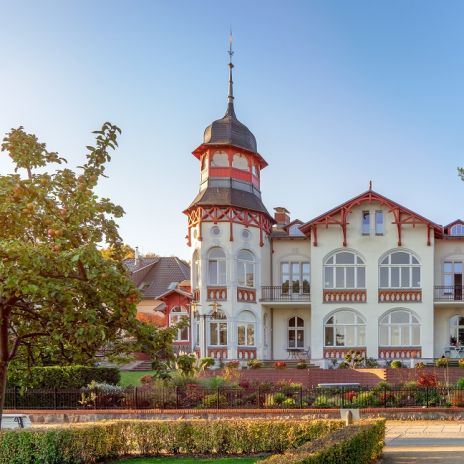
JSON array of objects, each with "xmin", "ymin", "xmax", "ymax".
[{"xmin": 1, "ymin": 1, "xmax": 464, "ymax": 260}]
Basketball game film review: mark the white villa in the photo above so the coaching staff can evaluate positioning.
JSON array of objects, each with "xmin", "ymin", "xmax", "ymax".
[{"xmin": 183, "ymin": 53, "xmax": 464, "ymax": 367}]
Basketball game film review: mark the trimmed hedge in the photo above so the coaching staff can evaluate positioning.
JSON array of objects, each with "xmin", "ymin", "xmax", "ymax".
[
  {"xmin": 260, "ymin": 419, "xmax": 385, "ymax": 464},
  {"xmin": 0, "ymin": 419, "xmax": 344, "ymax": 464},
  {"xmin": 7, "ymin": 366, "xmax": 120, "ymax": 389}
]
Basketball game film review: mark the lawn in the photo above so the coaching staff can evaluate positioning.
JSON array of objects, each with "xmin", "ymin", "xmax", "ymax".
[
  {"xmin": 118, "ymin": 370, "xmax": 156, "ymax": 387},
  {"xmin": 108, "ymin": 457, "xmax": 262, "ymax": 463}
]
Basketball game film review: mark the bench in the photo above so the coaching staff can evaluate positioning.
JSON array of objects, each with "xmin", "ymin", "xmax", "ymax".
[{"xmin": 1, "ymin": 414, "xmax": 32, "ymax": 429}]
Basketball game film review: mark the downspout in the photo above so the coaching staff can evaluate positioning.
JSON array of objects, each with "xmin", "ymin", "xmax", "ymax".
[{"xmin": 270, "ymin": 235, "xmax": 274, "ymax": 360}]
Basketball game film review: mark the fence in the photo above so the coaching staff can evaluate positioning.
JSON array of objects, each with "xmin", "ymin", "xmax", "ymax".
[{"xmin": 5, "ymin": 385, "xmax": 464, "ymax": 410}]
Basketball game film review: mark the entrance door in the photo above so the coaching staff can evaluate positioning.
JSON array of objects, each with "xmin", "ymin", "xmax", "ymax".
[{"xmin": 455, "ymin": 274, "xmax": 463, "ymax": 301}]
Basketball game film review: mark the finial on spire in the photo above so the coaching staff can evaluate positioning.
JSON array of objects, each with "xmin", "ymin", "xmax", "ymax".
[
  {"xmin": 369, "ymin": 180, "xmax": 373, "ymax": 191},
  {"xmin": 226, "ymin": 29, "xmax": 235, "ymax": 117}
]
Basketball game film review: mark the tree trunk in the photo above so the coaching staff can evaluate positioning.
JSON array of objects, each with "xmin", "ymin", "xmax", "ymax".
[{"xmin": 0, "ymin": 306, "xmax": 10, "ymax": 429}]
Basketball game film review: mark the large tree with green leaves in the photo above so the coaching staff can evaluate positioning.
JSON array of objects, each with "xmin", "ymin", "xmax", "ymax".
[{"xmin": 0, "ymin": 123, "xmax": 174, "ymax": 424}]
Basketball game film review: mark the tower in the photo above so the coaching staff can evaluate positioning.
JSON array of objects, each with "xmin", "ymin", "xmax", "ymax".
[{"xmin": 184, "ymin": 39, "xmax": 274, "ymax": 361}]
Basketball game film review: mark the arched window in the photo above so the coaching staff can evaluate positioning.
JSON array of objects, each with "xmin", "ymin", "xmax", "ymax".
[
  {"xmin": 379, "ymin": 310, "xmax": 420, "ymax": 346},
  {"xmin": 324, "ymin": 310, "xmax": 366, "ymax": 347},
  {"xmin": 449, "ymin": 316, "xmax": 464, "ymax": 346},
  {"xmin": 169, "ymin": 306, "xmax": 189, "ymax": 342},
  {"xmin": 208, "ymin": 247, "xmax": 226, "ymax": 285},
  {"xmin": 232, "ymin": 153, "xmax": 249, "ymax": 171},
  {"xmin": 324, "ymin": 251, "xmax": 365, "ymax": 289},
  {"xmin": 237, "ymin": 311, "xmax": 256, "ymax": 347},
  {"xmin": 288, "ymin": 316, "xmax": 305, "ymax": 348},
  {"xmin": 237, "ymin": 250, "xmax": 255, "ymax": 288},
  {"xmin": 211, "ymin": 151, "xmax": 229, "ymax": 167},
  {"xmin": 450, "ymin": 224, "xmax": 464, "ymax": 236},
  {"xmin": 209, "ymin": 309, "xmax": 228, "ymax": 346},
  {"xmin": 192, "ymin": 249, "xmax": 200, "ymax": 289},
  {"xmin": 379, "ymin": 251, "xmax": 420, "ymax": 288}
]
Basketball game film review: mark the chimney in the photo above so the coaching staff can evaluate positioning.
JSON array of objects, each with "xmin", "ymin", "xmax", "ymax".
[
  {"xmin": 134, "ymin": 246, "xmax": 141, "ymax": 266},
  {"xmin": 274, "ymin": 207, "xmax": 290, "ymax": 227}
]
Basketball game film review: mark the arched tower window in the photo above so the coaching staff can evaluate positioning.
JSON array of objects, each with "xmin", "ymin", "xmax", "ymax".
[
  {"xmin": 288, "ymin": 316, "xmax": 305, "ymax": 348},
  {"xmin": 237, "ymin": 250, "xmax": 255, "ymax": 288},
  {"xmin": 169, "ymin": 306, "xmax": 189, "ymax": 342},
  {"xmin": 379, "ymin": 250, "xmax": 421, "ymax": 288},
  {"xmin": 324, "ymin": 251, "xmax": 365, "ymax": 289},
  {"xmin": 232, "ymin": 153, "xmax": 249, "ymax": 171},
  {"xmin": 237, "ymin": 311, "xmax": 256, "ymax": 347},
  {"xmin": 208, "ymin": 247, "xmax": 226, "ymax": 286},
  {"xmin": 211, "ymin": 151, "xmax": 229, "ymax": 167},
  {"xmin": 324, "ymin": 310, "xmax": 366, "ymax": 347},
  {"xmin": 209, "ymin": 309, "xmax": 228, "ymax": 346},
  {"xmin": 379, "ymin": 309, "xmax": 420, "ymax": 346}
]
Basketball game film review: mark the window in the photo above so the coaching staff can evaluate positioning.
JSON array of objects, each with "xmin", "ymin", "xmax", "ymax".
[
  {"xmin": 232, "ymin": 153, "xmax": 249, "ymax": 171},
  {"xmin": 209, "ymin": 310, "xmax": 228, "ymax": 346},
  {"xmin": 208, "ymin": 247, "xmax": 226, "ymax": 285},
  {"xmin": 211, "ymin": 151, "xmax": 229, "ymax": 167},
  {"xmin": 237, "ymin": 311, "xmax": 256, "ymax": 346},
  {"xmin": 375, "ymin": 211, "xmax": 384, "ymax": 235},
  {"xmin": 450, "ymin": 224, "xmax": 464, "ymax": 236},
  {"xmin": 379, "ymin": 251, "xmax": 420, "ymax": 288},
  {"xmin": 288, "ymin": 316, "xmax": 305, "ymax": 348},
  {"xmin": 241, "ymin": 229, "xmax": 251, "ymax": 240},
  {"xmin": 324, "ymin": 251, "xmax": 365, "ymax": 289},
  {"xmin": 362, "ymin": 211, "xmax": 370, "ymax": 235},
  {"xmin": 281, "ymin": 262, "xmax": 310, "ymax": 294},
  {"xmin": 379, "ymin": 310, "xmax": 420, "ymax": 346},
  {"xmin": 237, "ymin": 250, "xmax": 255, "ymax": 288},
  {"xmin": 169, "ymin": 306, "xmax": 189, "ymax": 342},
  {"xmin": 324, "ymin": 310, "xmax": 366, "ymax": 347},
  {"xmin": 192, "ymin": 249, "xmax": 200, "ymax": 289},
  {"xmin": 449, "ymin": 316, "xmax": 464, "ymax": 346}
]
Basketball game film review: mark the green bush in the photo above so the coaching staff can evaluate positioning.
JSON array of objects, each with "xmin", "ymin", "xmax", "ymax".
[
  {"xmin": 261, "ymin": 419, "xmax": 385, "ymax": 464},
  {"xmin": 0, "ymin": 419, "xmax": 344, "ymax": 464},
  {"xmin": 457, "ymin": 377, "xmax": 464, "ymax": 389},
  {"xmin": 436, "ymin": 357, "xmax": 449, "ymax": 368},
  {"xmin": 7, "ymin": 365, "xmax": 120, "ymax": 389},
  {"xmin": 390, "ymin": 360, "xmax": 403, "ymax": 368}
]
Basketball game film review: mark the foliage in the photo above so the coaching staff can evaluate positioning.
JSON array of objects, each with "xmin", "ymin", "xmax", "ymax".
[
  {"xmin": 296, "ymin": 361, "xmax": 307, "ymax": 369},
  {"xmin": 0, "ymin": 124, "xmax": 177, "ymax": 423},
  {"xmin": 415, "ymin": 361, "xmax": 425, "ymax": 369},
  {"xmin": 79, "ymin": 381, "xmax": 125, "ymax": 408},
  {"xmin": 274, "ymin": 361, "xmax": 286, "ymax": 369},
  {"xmin": 436, "ymin": 357, "xmax": 449, "ymax": 368},
  {"xmin": 260, "ymin": 419, "xmax": 385, "ymax": 464},
  {"xmin": 337, "ymin": 361, "xmax": 349, "ymax": 369},
  {"xmin": 226, "ymin": 360, "xmax": 240, "ymax": 369},
  {"xmin": 202, "ymin": 393, "xmax": 227, "ymax": 408},
  {"xmin": 456, "ymin": 377, "xmax": 464, "ymax": 389},
  {"xmin": 363, "ymin": 357, "xmax": 379, "ymax": 368},
  {"xmin": 416, "ymin": 372, "xmax": 438, "ymax": 387},
  {"xmin": 343, "ymin": 350, "xmax": 364, "ymax": 368},
  {"xmin": 247, "ymin": 359, "xmax": 262, "ymax": 369},
  {"xmin": 7, "ymin": 365, "xmax": 120, "ymax": 389},
  {"xmin": 390, "ymin": 360, "xmax": 403, "ymax": 369},
  {"xmin": 0, "ymin": 419, "xmax": 344, "ymax": 463},
  {"xmin": 372, "ymin": 381, "xmax": 392, "ymax": 392},
  {"xmin": 101, "ymin": 244, "xmax": 135, "ymax": 260},
  {"xmin": 200, "ymin": 357, "xmax": 215, "ymax": 368},
  {"xmin": 459, "ymin": 359, "xmax": 464, "ymax": 368},
  {"xmin": 174, "ymin": 354, "xmax": 197, "ymax": 377}
]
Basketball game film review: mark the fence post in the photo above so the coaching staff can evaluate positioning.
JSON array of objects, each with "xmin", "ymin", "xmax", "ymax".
[
  {"xmin": 176, "ymin": 386, "xmax": 179, "ymax": 409},
  {"xmin": 53, "ymin": 387, "xmax": 57, "ymax": 410}
]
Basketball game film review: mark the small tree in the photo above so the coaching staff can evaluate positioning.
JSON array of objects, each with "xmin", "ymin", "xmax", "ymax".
[{"xmin": 0, "ymin": 123, "xmax": 175, "ymax": 425}]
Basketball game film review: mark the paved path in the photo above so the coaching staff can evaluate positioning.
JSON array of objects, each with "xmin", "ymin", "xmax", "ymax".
[{"xmin": 382, "ymin": 421, "xmax": 464, "ymax": 463}]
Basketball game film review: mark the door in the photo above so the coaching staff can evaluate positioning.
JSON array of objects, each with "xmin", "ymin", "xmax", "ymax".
[{"xmin": 455, "ymin": 274, "xmax": 463, "ymax": 301}]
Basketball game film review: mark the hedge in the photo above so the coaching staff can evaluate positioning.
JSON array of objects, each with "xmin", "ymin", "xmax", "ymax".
[
  {"xmin": 7, "ymin": 366, "xmax": 120, "ymax": 389},
  {"xmin": 0, "ymin": 419, "xmax": 344, "ymax": 464},
  {"xmin": 260, "ymin": 419, "xmax": 386, "ymax": 464}
]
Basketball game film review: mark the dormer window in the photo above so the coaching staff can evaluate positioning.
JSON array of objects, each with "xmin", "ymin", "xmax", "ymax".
[{"xmin": 450, "ymin": 224, "xmax": 464, "ymax": 236}]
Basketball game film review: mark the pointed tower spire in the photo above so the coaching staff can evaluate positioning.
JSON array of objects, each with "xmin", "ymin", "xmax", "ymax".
[{"xmin": 226, "ymin": 29, "xmax": 236, "ymax": 117}]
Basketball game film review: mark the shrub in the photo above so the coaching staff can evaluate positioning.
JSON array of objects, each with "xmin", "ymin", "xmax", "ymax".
[
  {"xmin": 260, "ymin": 419, "xmax": 386, "ymax": 464},
  {"xmin": 275, "ymin": 361, "xmax": 286, "ymax": 369},
  {"xmin": 417, "ymin": 373, "xmax": 437, "ymax": 387},
  {"xmin": 459, "ymin": 359, "xmax": 464, "ymax": 368},
  {"xmin": 200, "ymin": 357, "xmax": 215, "ymax": 369},
  {"xmin": 247, "ymin": 359, "xmax": 262, "ymax": 369},
  {"xmin": 337, "ymin": 361, "xmax": 349, "ymax": 369},
  {"xmin": 456, "ymin": 377, "xmax": 464, "ymax": 389},
  {"xmin": 202, "ymin": 393, "xmax": 227, "ymax": 408},
  {"xmin": 363, "ymin": 357, "xmax": 379, "ymax": 368},
  {"xmin": 296, "ymin": 361, "xmax": 307, "ymax": 369},
  {"xmin": 79, "ymin": 381, "xmax": 126, "ymax": 408},
  {"xmin": 7, "ymin": 365, "xmax": 120, "ymax": 389},
  {"xmin": 390, "ymin": 360, "xmax": 403, "ymax": 368},
  {"xmin": 0, "ymin": 419, "xmax": 344, "ymax": 463},
  {"xmin": 372, "ymin": 381, "xmax": 392, "ymax": 392},
  {"xmin": 436, "ymin": 357, "xmax": 449, "ymax": 368},
  {"xmin": 450, "ymin": 390, "xmax": 464, "ymax": 407},
  {"xmin": 226, "ymin": 360, "xmax": 240, "ymax": 369},
  {"xmin": 415, "ymin": 361, "xmax": 426, "ymax": 369}
]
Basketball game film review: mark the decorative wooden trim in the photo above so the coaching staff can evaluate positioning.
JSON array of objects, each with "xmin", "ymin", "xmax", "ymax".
[
  {"xmin": 378, "ymin": 347, "xmax": 422, "ymax": 359},
  {"xmin": 237, "ymin": 348, "xmax": 256, "ymax": 359},
  {"xmin": 207, "ymin": 348, "xmax": 228, "ymax": 359},
  {"xmin": 378, "ymin": 289, "xmax": 422, "ymax": 303},
  {"xmin": 323, "ymin": 289, "xmax": 367, "ymax": 303},
  {"xmin": 237, "ymin": 287, "xmax": 256, "ymax": 303},
  {"xmin": 324, "ymin": 347, "xmax": 366, "ymax": 359},
  {"xmin": 206, "ymin": 287, "xmax": 227, "ymax": 301}
]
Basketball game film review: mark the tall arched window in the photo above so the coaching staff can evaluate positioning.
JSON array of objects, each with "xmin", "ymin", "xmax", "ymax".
[
  {"xmin": 324, "ymin": 310, "xmax": 366, "ymax": 347},
  {"xmin": 237, "ymin": 311, "xmax": 256, "ymax": 347},
  {"xmin": 169, "ymin": 306, "xmax": 189, "ymax": 342},
  {"xmin": 211, "ymin": 151, "xmax": 229, "ymax": 167},
  {"xmin": 192, "ymin": 249, "xmax": 200, "ymax": 289},
  {"xmin": 237, "ymin": 250, "xmax": 255, "ymax": 288},
  {"xmin": 232, "ymin": 153, "xmax": 249, "ymax": 171},
  {"xmin": 324, "ymin": 251, "xmax": 365, "ymax": 289},
  {"xmin": 379, "ymin": 309, "xmax": 420, "ymax": 346},
  {"xmin": 379, "ymin": 251, "xmax": 420, "ymax": 288},
  {"xmin": 208, "ymin": 247, "xmax": 226, "ymax": 285},
  {"xmin": 209, "ymin": 309, "xmax": 228, "ymax": 346},
  {"xmin": 288, "ymin": 316, "xmax": 305, "ymax": 348}
]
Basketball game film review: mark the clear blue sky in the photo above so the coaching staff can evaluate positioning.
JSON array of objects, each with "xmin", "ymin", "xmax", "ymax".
[{"xmin": 1, "ymin": 1, "xmax": 464, "ymax": 259}]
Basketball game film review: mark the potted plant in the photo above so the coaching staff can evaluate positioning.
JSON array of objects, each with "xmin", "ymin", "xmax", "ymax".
[
  {"xmin": 296, "ymin": 361, "xmax": 307, "ymax": 369},
  {"xmin": 436, "ymin": 357, "xmax": 449, "ymax": 368},
  {"xmin": 275, "ymin": 361, "xmax": 286, "ymax": 369},
  {"xmin": 247, "ymin": 359, "xmax": 262, "ymax": 369},
  {"xmin": 390, "ymin": 360, "xmax": 403, "ymax": 369}
]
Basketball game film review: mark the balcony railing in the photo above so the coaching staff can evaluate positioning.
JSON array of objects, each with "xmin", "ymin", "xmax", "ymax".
[
  {"xmin": 435, "ymin": 286, "xmax": 464, "ymax": 301},
  {"xmin": 260, "ymin": 286, "xmax": 310, "ymax": 302}
]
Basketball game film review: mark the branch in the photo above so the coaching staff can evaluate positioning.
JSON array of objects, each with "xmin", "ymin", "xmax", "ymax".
[{"xmin": 8, "ymin": 332, "xmax": 49, "ymax": 362}]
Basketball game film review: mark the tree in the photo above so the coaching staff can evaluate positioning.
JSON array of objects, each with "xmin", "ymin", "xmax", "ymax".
[
  {"xmin": 101, "ymin": 244, "xmax": 135, "ymax": 260},
  {"xmin": 0, "ymin": 123, "xmax": 176, "ymax": 425}
]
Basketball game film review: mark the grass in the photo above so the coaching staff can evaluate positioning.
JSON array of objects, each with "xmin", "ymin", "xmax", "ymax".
[
  {"xmin": 118, "ymin": 370, "xmax": 156, "ymax": 387},
  {"xmin": 108, "ymin": 457, "xmax": 262, "ymax": 463}
]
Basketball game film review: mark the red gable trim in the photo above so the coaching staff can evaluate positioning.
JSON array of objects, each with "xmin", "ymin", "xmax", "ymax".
[{"xmin": 299, "ymin": 189, "xmax": 443, "ymax": 247}]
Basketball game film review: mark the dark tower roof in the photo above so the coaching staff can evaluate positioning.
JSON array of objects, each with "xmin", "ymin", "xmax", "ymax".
[{"xmin": 202, "ymin": 41, "xmax": 257, "ymax": 153}]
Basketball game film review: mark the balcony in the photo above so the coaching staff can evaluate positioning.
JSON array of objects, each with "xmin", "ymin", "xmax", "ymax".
[
  {"xmin": 434, "ymin": 286, "xmax": 464, "ymax": 302},
  {"xmin": 260, "ymin": 286, "xmax": 310, "ymax": 302},
  {"xmin": 323, "ymin": 289, "xmax": 367, "ymax": 304},
  {"xmin": 378, "ymin": 288, "xmax": 422, "ymax": 303}
]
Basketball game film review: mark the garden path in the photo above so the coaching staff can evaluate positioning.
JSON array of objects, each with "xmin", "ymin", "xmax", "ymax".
[{"xmin": 382, "ymin": 420, "xmax": 464, "ymax": 463}]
